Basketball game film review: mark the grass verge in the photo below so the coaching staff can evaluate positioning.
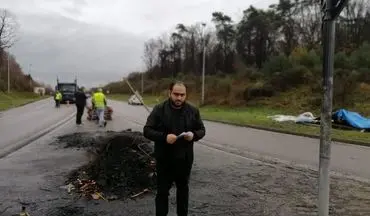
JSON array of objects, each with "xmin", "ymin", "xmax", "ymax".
[
  {"xmin": 0, "ymin": 92, "xmax": 49, "ymax": 111},
  {"xmin": 108, "ymin": 93, "xmax": 370, "ymax": 145}
]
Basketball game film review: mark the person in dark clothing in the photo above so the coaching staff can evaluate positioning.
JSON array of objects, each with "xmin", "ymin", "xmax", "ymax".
[
  {"xmin": 143, "ymin": 81, "xmax": 206, "ymax": 216},
  {"xmin": 74, "ymin": 87, "xmax": 87, "ymax": 125}
]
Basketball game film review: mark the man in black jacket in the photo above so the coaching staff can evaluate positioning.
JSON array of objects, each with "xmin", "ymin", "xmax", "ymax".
[
  {"xmin": 74, "ymin": 87, "xmax": 87, "ymax": 125},
  {"xmin": 143, "ymin": 81, "xmax": 206, "ymax": 216}
]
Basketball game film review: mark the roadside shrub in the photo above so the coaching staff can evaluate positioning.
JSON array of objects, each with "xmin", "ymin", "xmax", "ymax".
[
  {"xmin": 249, "ymin": 70, "xmax": 264, "ymax": 82},
  {"xmin": 333, "ymin": 69, "xmax": 359, "ymax": 107},
  {"xmin": 291, "ymin": 49, "xmax": 321, "ymax": 69},
  {"xmin": 269, "ymin": 65, "xmax": 312, "ymax": 91},
  {"xmin": 262, "ymin": 54, "xmax": 293, "ymax": 75},
  {"xmin": 335, "ymin": 51, "xmax": 353, "ymax": 69},
  {"xmin": 356, "ymin": 68, "xmax": 370, "ymax": 83},
  {"xmin": 243, "ymin": 82, "xmax": 274, "ymax": 101},
  {"xmin": 0, "ymin": 80, "xmax": 6, "ymax": 91},
  {"xmin": 351, "ymin": 42, "xmax": 370, "ymax": 69}
]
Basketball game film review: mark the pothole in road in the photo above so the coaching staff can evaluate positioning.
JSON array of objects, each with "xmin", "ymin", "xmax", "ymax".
[{"xmin": 56, "ymin": 129, "xmax": 156, "ymax": 201}]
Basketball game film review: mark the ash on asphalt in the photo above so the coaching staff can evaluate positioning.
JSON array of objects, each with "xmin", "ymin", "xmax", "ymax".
[
  {"xmin": 46, "ymin": 206, "xmax": 97, "ymax": 216},
  {"xmin": 41, "ymin": 130, "xmax": 370, "ymax": 216},
  {"xmin": 56, "ymin": 130, "xmax": 156, "ymax": 200}
]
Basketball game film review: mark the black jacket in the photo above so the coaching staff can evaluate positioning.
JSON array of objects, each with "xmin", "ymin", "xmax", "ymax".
[
  {"xmin": 74, "ymin": 91, "xmax": 87, "ymax": 106},
  {"xmin": 143, "ymin": 99, "xmax": 206, "ymax": 161}
]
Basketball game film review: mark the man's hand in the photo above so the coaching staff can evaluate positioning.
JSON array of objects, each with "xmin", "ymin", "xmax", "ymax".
[
  {"xmin": 166, "ymin": 134, "xmax": 177, "ymax": 144},
  {"xmin": 184, "ymin": 131, "xmax": 194, "ymax": 141}
]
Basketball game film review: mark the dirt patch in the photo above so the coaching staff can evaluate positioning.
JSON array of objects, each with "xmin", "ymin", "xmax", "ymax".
[
  {"xmin": 45, "ymin": 206, "xmax": 98, "ymax": 216},
  {"xmin": 56, "ymin": 130, "xmax": 156, "ymax": 200}
]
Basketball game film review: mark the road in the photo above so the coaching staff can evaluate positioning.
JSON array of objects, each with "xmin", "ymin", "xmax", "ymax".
[
  {"xmin": 0, "ymin": 98, "xmax": 75, "ymax": 156},
  {"xmin": 108, "ymin": 99, "xmax": 370, "ymax": 180},
  {"xmin": 0, "ymin": 99, "xmax": 370, "ymax": 215},
  {"xmin": 1, "ymin": 97, "xmax": 370, "ymax": 180}
]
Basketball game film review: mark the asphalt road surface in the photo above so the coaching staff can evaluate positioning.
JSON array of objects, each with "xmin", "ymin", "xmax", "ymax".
[
  {"xmin": 1, "ymin": 99, "xmax": 370, "ymax": 215},
  {"xmin": 0, "ymin": 98, "xmax": 75, "ymax": 152},
  {"xmin": 108, "ymin": 99, "xmax": 370, "ymax": 180}
]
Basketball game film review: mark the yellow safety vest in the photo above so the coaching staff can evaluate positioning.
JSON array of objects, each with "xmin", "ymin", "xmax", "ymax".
[
  {"xmin": 92, "ymin": 92, "xmax": 106, "ymax": 108},
  {"xmin": 55, "ymin": 92, "xmax": 62, "ymax": 100}
]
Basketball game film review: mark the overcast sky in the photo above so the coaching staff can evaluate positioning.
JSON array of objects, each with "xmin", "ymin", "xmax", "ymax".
[{"xmin": 3, "ymin": 0, "xmax": 276, "ymax": 88}]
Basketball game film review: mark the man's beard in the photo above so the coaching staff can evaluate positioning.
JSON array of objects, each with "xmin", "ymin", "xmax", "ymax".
[{"xmin": 170, "ymin": 99, "xmax": 183, "ymax": 108}]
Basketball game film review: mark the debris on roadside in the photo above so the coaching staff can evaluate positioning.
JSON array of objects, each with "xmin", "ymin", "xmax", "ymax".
[
  {"xmin": 268, "ymin": 109, "xmax": 370, "ymax": 132},
  {"xmin": 60, "ymin": 183, "xmax": 75, "ymax": 193},
  {"xmin": 57, "ymin": 130, "xmax": 156, "ymax": 201},
  {"xmin": 268, "ymin": 112, "xmax": 317, "ymax": 123},
  {"xmin": 130, "ymin": 188, "xmax": 150, "ymax": 199},
  {"xmin": 75, "ymin": 179, "xmax": 105, "ymax": 200}
]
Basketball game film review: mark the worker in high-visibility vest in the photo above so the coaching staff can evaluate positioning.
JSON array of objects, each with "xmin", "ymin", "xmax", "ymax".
[
  {"xmin": 91, "ymin": 88, "xmax": 107, "ymax": 127},
  {"xmin": 54, "ymin": 91, "xmax": 62, "ymax": 108}
]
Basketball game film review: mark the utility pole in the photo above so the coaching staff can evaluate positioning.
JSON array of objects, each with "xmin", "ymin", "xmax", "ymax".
[
  {"xmin": 29, "ymin": 64, "xmax": 32, "ymax": 90},
  {"xmin": 123, "ymin": 78, "xmax": 150, "ymax": 113},
  {"xmin": 201, "ymin": 23, "xmax": 206, "ymax": 105},
  {"xmin": 7, "ymin": 51, "xmax": 10, "ymax": 93},
  {"xmin": 141, "ymin": 72, "xmax": 144, "ymax": 95},
  {"xmin": 318, "ymin": 0, "xmax": 347, "ymax": 215}
]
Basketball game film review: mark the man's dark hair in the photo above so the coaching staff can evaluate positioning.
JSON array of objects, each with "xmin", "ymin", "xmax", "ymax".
[{"xmin": 169, "ymin": 80, "xmax": 187, "ymax": 91}]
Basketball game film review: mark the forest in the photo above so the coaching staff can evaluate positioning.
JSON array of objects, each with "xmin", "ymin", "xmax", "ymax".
[
  {"xmin": 0, "ymin": 9, "xmax": 41, "ymax": 92},
  {"xmin": 105, "ymin": 0, "xmax": 370, "ymax": 114}
]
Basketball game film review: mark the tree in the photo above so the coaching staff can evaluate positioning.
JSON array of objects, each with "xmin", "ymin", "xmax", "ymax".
[
  {"xmin": 138, "ymin": 0, "xmax": 370, "ymax": 78},
  {"xmin": 142, "ymin": 39, "xmax": 158, "ymax": 78},
  {"xmin": 0, "ymin": 9, "xmax": 19, "ymax": 50},
  {"xmin": 0, "ymin": 9, "xmax": 19, "ymax": 83},
  {"xmin": 212, "ymin": 11, "xmax": 236, "ymax": 73}
]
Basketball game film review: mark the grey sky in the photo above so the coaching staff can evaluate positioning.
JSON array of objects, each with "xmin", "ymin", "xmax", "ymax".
[{"xmin": 3, "ymin": 0, "xmax": 276, "ymax": 88}]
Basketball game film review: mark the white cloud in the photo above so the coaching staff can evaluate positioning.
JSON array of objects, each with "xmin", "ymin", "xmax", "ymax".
[
  {"xmin": 75, "ymin": 0, "xmax": 276, "ymax": 36},
  {"xmin": 3, "ymin": 0, "xmax": 277, "ymax": 36},
  {"xmin": 1, "ymin": 0, "xmax": 277, "ymax": 87}
]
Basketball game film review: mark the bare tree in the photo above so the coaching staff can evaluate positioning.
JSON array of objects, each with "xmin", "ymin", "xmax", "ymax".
[
  {"xmin": 0, "ymin": 9, "xmax": 19, "ymax": 50},
  {"xmin": 0, "ymin": 9, "xmax": 19, "ymax": 87},
  {"xmin": 142, "ymin": 39, "xmax": 158, "ymax": 74}
]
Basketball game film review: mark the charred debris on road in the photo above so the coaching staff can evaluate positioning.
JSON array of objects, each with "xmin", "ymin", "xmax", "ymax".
[{"xmin": 55, "ymin": 129, "xmax": 156, "ymax": 201}]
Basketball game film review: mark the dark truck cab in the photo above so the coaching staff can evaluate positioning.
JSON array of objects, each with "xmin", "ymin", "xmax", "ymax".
[{"xmin": 55, "ymin": 78, "xmax": 78, "ymax": 104}]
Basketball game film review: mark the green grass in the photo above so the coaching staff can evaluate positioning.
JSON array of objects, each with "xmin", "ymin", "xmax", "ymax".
[
  {"xmin": 108, "ymin": 93, "xmax": 370, "ymax": 145},
  {"xmin": 199, "ymin": 106, "xmax": 370, "ymax": 145},
  {"xmin": 0, "ymin": 92, "xmax": 49, "ymax": 111}
]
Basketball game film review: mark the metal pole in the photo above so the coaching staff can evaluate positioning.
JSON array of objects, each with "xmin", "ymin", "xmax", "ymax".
[
  {"xmin": 124, "ymin": 79, "xmax": 150, "ymax": 113},
  {"xmin": 201, "ymin": 23, "xmax": 206, "ymax": 105},
  {"xmin": 141, "ymin": 72, "xmax": 144, "ymax": 95},
  {"xmin": 7, "ymin": 51, "xmax": 10, "ymax": 93},
  {"xmin": 29, "ymin": 64, "xmax": 32, "ymax": 90},
  {"xmin": 318, "ymin": 0, "xmax": 335, "ymax": 215}
]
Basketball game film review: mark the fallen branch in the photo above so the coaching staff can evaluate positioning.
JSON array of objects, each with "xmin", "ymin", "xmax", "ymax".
[{"xmin": 130, "ymin": 188, "xmax": 150, "ymax": 199}]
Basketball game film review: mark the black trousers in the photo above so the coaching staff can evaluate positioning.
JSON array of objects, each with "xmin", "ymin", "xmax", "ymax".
[
  {"xmin": 55, "ymin": 100, "xmax": 60, "ymax": 107},
  {"xmin": 76, "ymin": 104, "xmax": 85, "ymax": 124},
  {"xmin": 155, "ymin": 157, "xmax": 193, "ymax": 216}
]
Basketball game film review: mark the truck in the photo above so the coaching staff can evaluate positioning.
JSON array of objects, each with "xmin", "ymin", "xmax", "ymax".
[{"xmin": 55, "ymin": 77, "xmax": 78, "ymax": 104}]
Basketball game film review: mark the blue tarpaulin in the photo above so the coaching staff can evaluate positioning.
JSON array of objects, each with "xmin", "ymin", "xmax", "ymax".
[{"xmin": 332, "ymin": 109, "xmax": 370, "ymax": 130}]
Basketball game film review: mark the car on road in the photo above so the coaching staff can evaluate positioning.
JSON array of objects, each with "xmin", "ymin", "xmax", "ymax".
[{"xmin": 128, "ymin": 93, "xmax": 143, "ymax": 105}]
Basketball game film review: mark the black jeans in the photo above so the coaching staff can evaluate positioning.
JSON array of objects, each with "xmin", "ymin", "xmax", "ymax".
[
  {"xmin": 55, "ymin": 100, "xmax": 60, "ymax": 107},
  {"xmin": 155, "ymin": 157, "xmax": 193, "ymax": 216},
  {"xmin": 76, "ymin": 104, "xmax": 85, "ymax": 124}
]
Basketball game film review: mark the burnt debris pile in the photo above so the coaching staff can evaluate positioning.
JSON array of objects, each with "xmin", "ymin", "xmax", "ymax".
[{"xmin": 57, "ymin": 130, "xmax": 156, "ymax": 200}]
